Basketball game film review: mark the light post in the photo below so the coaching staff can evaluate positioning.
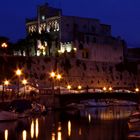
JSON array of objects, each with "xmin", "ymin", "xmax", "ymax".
[
  {"xmin": 56, "ymin": 74, "xmax": 62, "ymax": 94},
  {"xmin": 1, "ymin": 42, "xmax": 8, "ymax": 55},
  {"xmin": 4, "ymin": 80, "xmax": 10, "ymax": 91},
  {"xmin": 3, "ymin": 80, "xmax": 10, "ymax": 101},
  {"xmin": 50, "ymin": 71, "xmax": 56, "ymax": 108},
  {"xmin": 22, "ymin": 79, "xmax": 27, "ymax": 97},
  {"xmin": 15, "ymin": 69, "xmax": 22, "ymax": 97},
  {"xmin": 50, "ymin": 71, "xmax": 62, "ymax": 108}
]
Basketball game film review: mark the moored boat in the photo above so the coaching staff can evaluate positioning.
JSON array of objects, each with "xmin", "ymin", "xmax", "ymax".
[
  {"xmin": 128, "ymin": 111, "xmax": 140, "ymax": 131},
  {"xmin": 128, "ymin": 131, "xmax": 140, "ymax": 139}
]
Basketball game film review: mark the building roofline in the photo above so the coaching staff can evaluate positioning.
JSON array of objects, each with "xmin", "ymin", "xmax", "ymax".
[{"xmin": 61, "ymin": 15, "xmax": 100, "ymax": 22}]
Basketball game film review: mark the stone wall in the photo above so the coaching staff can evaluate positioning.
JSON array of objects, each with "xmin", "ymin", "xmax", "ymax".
[{"xmin": 0, "ymin": 56, "xmax": 138, "ymax": 90}]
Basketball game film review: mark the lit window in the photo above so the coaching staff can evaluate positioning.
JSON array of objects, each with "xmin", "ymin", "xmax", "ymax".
[{"xmin": 42, "ymin": 15, "xmax": 45, "ymax": 20}]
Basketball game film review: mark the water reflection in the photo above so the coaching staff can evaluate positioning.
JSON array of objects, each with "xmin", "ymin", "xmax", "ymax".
[
  {"xmin": 4, "ymin": 129, "xmax": 8, "ymax": 140},
  {"xmin": 78, "ymin": 128, "xmax": 82, "ymax": 136},
  {"xmin": 88, "ymin": 114, "xmax": 91, "ymax": 123},
  {"xmin": 82, "ymin": 106, "xmax": 133, "ymax": 120},
  {"xmin": 30, "ymin": 118, "xmax": 39, "ymax": 139},
  {"xmin": 68, "ymin": 120, "xmax": 71, "ymax": 136},
  {"xmin": 51, "ymin": 132, "xmax": 55, "ymax": 140},
  {"xmin": 57, "ymin": 122, "xmax": 62, "ymax": 140},
  {"xmin": 0, "ymin": 106, "xmax": 137, "ymax": 140},
  {"xmin": 35, "ymin": 118, "xmax": 39, "ymax": 138},
  {"xmin": 30, "ymin": 120, "xmax": 34, "ymax": 139},
  {"xmin": 22, "ymin": 130, "xmax": 27, "ymax": 140}
]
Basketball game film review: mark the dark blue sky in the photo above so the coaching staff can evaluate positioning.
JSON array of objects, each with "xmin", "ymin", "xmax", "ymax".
[{"xmin": 0, "ymin": 0, "xmax": 140, "ymax": 47}]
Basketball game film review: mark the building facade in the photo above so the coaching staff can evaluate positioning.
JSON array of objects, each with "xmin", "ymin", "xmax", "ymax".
[{"xmin": 26, "ymin": 3, "xmax": 125, "ymax": 62}]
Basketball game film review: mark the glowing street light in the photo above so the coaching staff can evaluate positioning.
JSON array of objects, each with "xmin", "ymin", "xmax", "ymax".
[
  {"xmin": 4, "ymin": 80, "xmax": 10, "ymax": 86},
  {"xmin": 103, "ymin": 87, "xmax": 107, "ymax": 91},
  {"xmin": 56, "ymin": 74, "xmax": 62, "ymax": 80},
  {"xmin": 67, "ymin": 85, "xmax": 71, "ymax": 93},
  {"xmin": 22, "ymin": 79, "xmax": 27, "ymax": 85},
  {"xmin": 15, "ymin": 69, "xmax": 22, "ymax": 76},
  {"xmin": 67, "ymin": 85, "xmax": 71, "ymax": 90},
  {"xmin": 78, "ymin": 85, "xmax": 82, "ymax": 90},
  {"xmin": 1, "ymin": 42, "xmax": 8, "ymax": 48},
  {"xmin": 109, "ymin": 87, "xmax": 112, "ymax": 91},
  {"xmin": 4, "ymin": 79, "xmax": 10, "ymax": 93},
  {"xmin": 50, "ymin": 71, "xmax": 56, "ymax": 78},
  {"xmin": 135, "ymin": 88, "xmax": 139, "ymax": 93}
]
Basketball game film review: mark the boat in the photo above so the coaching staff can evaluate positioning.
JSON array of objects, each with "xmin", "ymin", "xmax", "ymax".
[
  {"xmin": 128, "ymin": 131, "xmax": 140, "ymax": 139},
  {"xmin": 128, "ymin": 111, "xmax": 140, "ymax": 131},
  {"xmin": 9, "ymin": 99, "xmax": 47, "ymax": 117}
]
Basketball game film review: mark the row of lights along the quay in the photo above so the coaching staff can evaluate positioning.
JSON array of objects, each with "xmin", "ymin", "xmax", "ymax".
[
  {"xmin": 3, "ymin": 79, "xmax": 27, "ymax": 87},
  {"xmin": 3, "ymin": 68, "xmax": 140, "ymax": 95},
  {"xmin": 3, "ymin": 68, "xmax": 28, "ymax": 96}
]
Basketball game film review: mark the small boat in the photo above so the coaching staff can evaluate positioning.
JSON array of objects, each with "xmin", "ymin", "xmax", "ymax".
[
  {"xmin": 9, "ymin": 99, "xmax": 47, "ymax": 117},
  {"xmin": 128, "ymin": 131, "xmax": 140, "ymax": 139},
  {"xmin": 128, "ymin": 111, "xmax": 140, "ymax": 131},
  {"xmin": 128, "ymin": 121, "xmax": 140, "ymax": 131}
]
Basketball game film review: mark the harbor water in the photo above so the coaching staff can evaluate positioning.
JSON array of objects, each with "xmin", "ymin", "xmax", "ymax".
[{"xmin": 0, "ymin": 104, "xmax": 137, "ymax": 140}]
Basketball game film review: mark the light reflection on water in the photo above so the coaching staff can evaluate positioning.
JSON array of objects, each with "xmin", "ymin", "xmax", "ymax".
[
  {"xmin": 4, "ymin": 129, "xmax": 8, "ymax": 140},
  {"xmin": 68, "ymin": 120, "xmax": 71, "ymax": 136},
  {"xmin": 22, "ymin": 130, "xmax": 27, "ymax": 140},
  {"xmin": 30, "ymin": 120, "xmax": 34, "ymax": 139},
  {"xmin": 0, "ymin": 106, "xmax": 136, "ymax": 140}
]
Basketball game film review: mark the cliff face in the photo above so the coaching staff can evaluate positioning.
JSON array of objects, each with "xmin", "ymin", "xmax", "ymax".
[{"xmin": 0, "ymin": 56, "xmax": 138, "ymax": 89}]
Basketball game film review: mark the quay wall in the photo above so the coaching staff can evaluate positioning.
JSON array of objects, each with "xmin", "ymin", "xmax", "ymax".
[{"xmin": 0, "ymin": 56, "xmax": 139, "ymax": 89}]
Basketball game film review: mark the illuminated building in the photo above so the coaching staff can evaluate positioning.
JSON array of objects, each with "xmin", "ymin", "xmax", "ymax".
[{"xmin": 26, "ymin": 3, "xmax": 125, "ymax": 62}]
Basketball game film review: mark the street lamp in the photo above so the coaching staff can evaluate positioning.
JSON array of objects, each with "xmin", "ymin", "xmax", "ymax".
[
  {"xmin": 109, "ymin": 87, "xmax": 112, "ymax": 92},
  {"xmin": 67, "ymin": 85, "xmax": 71, "ymax": 93},
  {"xmin": 1, "ymin": 42, "xmax": 8, "ymax": 55},
  {"xmin": 4, "ymin": 80, "xmax": 10, "ymax": 86},
  {"xmin": 50, "ymin": 71, "xmax": 62, "ymax": 92},
  {"xmin": 103, "ymin": 87, "xmax": 107, "ymax": 92},
  {"xmin": 50, "ymin": 72, "xmax": 56, "ymax": 78},
  {"xmin": 50, "ymin": 71, "xmax": 56, "ymax": 108},
  {"xmin": 15, "ymin": 69, "xmax": 22, "ymax": 96},
  {"xmin": 78, "ymin": 85, "xmax": 82, "ymax": 93},
  {"xmin": 135, "ymin": 88, "xmax": 139, "ymax": 93},
  {"xmin": 3, "ymin": 80, "xmax": 10, "ymax": 101},
  {"xmin": 56, "ymin": 74, "xmax": 62, "ymax": 94},
  {"xmin": 1, "ymin": 42, "xmax": 8, "ymax": 48},
  {"xmin": 78, "ymin": 85, "xmax": 82, "ymax": 90},
  {"xmin": 22, "ymin": 79, "xmax": 27, "ymax": 97}
]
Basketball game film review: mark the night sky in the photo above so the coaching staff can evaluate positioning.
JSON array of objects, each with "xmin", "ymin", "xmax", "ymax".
[{"xmin": 0, "ymin": 0, "xmax": 140, "ymax": 47}]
